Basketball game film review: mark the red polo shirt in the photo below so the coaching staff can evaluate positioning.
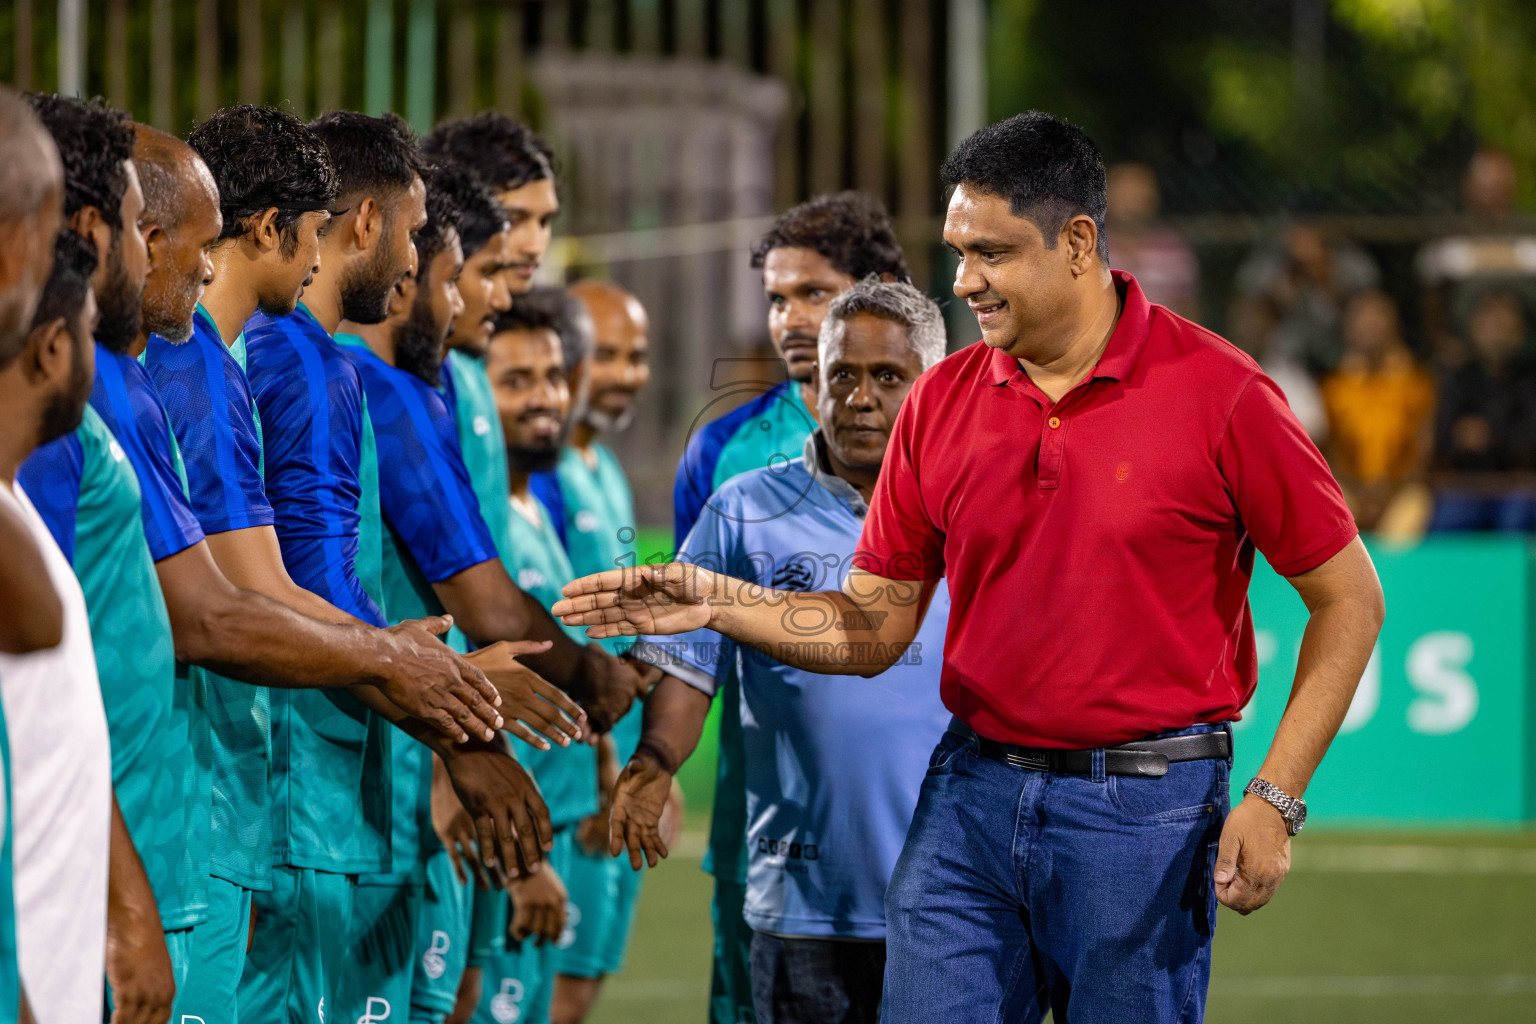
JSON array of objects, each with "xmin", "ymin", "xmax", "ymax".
[{"xmin": 854, "ymin": 272, "xmax": 1357, "ymax": 749}]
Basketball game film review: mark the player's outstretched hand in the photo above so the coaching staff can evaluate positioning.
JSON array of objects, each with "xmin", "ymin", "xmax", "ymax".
[
  {"xmin": 554, "ymin": 562, "xmax": 718, "ymax": 639},
  {"xmin": 508, "ymin": 866, "xmax": 568, "ymax": 945},
  {"xmin": 431, "ymin": 755, "xmax": 492, "ymax": 890},
  {"xmin": 1213, "ymin": 793, "xmax": 1292, "ymax": 914},
  {"xmin": 609, "ymin": 746, "xmax": 676, "ymax": 870},
  {"xmin": 461, "ymin": 639, "xmax": 587, "ymax": 750},
  {"xmin": 442, "ymin": 740, "xmax": 553, "ymax": 879},
  {"xmin": 382, "ymin": 614, "xmax": 505, "ymax": 743}
]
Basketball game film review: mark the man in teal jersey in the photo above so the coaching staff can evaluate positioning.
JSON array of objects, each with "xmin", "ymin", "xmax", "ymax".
[
  {"xmin": 668, "ymin": 192, "xmax": 911, "ymax": 1024},
  {"xmin": 545, "ymin": 279, "xmax": 681, "ymax": 1024},
  {"xmin": 467, "ymin": 303, "xmax": 605, "ymax": 1024},
  {"xmin": 337, "ymin": 148, "xmax": 632, "ymax": 1022}
]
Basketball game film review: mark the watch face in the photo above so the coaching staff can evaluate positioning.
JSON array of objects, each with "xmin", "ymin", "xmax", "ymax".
[{"xmin": 1291, "ymin": 802, "xmax": 1307, "ymax": 834}]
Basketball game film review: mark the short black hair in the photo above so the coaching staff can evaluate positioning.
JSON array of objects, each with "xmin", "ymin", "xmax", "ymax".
[
  {"xmin": 27, "ymin": 93, "xmax": 136, "ymax": 229},
  {"xmin": 308, "ymin": 111, "xmax": 422, "ymax": 205},
  {"xmin": 494, "ymin": 287, "xmax": 562, "ymax": 337},
  {"xmin": 750, "ymin": 191, "xmax": 910, "ymax": 283},
  {"xmin": 415, "ymin": 164, "xmax": 465, "ymax": 271},
  {"xmin": 495, "ymin": 286, "xmax": 589, "ymax": 372},
  {"xmin": 189, "ymin": 105, "xmax": 338, "ymax": 248},
  {"xmin": 941, "ymin": 111, "xmax": 1109, "ymax": 261},
  {"xmin": 0, "ymin": 229, "xmax": 98, "ymax": 369},
  {"xmin": 422, "ymin": 113, "xmax": 555, "ymax": 193},
  {"xmin": 425, "ymin": 162, "xmax": 509, "ymax": 256}
]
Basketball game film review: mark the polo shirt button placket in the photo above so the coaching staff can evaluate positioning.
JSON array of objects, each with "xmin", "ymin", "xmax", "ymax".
[{"xmin": 1039, "ymin": 412, "xmax": 1066, "ymax": 490}]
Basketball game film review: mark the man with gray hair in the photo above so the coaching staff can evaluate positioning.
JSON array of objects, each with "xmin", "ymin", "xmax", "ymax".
[{"xmin": 608, "ymin": 277, "xmax": 953, "ymax": 1024}]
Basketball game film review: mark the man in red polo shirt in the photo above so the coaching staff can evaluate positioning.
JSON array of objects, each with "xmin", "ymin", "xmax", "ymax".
[{"xmin": 555, "ymin": 112, "xmax": 1384, "ymax": 1024}]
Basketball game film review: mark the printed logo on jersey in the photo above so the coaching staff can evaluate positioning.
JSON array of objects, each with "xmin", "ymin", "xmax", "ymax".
[
  {"xmin": 490, "ymin": 978, "xmax": 525, "ymax": 1023},
  {"xmin": 317, "ymin": 998, "xmax": 324, "ymax": 1023},
  {"xmin": 575, "ymin": 509, "xmax": 600, "ymax": 533},
  {"xmin": 422, "ymin": 930, "xmax": 450, "ymax": 979},
  {"xmin": 770, "ymin": 560, "xmax": 815, "ymax": 591},
  {"xmin": 556, "ymin": 899, "xmax": 581, "ymax": 950},
  {"xmin": 109, "ymin": 439, "xmax": 127, "ymax": 463},
  {"xmin": 517, "ymin": 567, "xmax": 547, "ymax": 591},
  {"xmin": 473, "ymin": 414, "xmax": 492, "ymax": 437},
  {"xmin": 758, "ymin": 836, "xmax": 819, "ymax": 860},
  {"xmin": 182, "ymin": 1017, "xmax": 207, "ymax": 1024},
  {"xmin": 356, "ymin": 997, "xmax": 391, "ymax": 1024}
]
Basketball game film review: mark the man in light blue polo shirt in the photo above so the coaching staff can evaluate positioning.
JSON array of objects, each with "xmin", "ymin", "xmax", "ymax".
[{"xmin": 611, "ymin": 279, "xmax": 952, "ymax": 1024}]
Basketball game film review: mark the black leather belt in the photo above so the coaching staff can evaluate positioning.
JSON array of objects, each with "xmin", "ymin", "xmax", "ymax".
[{"xmin": 973, "ymin": 731, "xmax": 1231, "ymax": 778}]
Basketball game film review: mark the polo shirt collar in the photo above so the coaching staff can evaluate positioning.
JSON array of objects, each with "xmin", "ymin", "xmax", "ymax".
[
  {"xmin": 803, "ymin": 430, "xmax": 869, "ymax": 520},
  {"xmin": 985, "ymin": 270, "xmax": 1153, "ymax": 386}
]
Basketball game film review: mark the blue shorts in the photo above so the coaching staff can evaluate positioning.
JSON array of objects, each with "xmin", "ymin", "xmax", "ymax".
[
  {"xmin": 551, "ymin": 841, "xmax": 643, "ymax": 979},
  {"xmin": 336, "ymin": 882, "xmax": 423, "ymax": 1024},
  {"xmin": 239, "ymin": 867, "xmax": 355, "ymax": 1021},
  {"xmin": 176, "ymin": 876, "xmax": 254, "ymax": 1024}
]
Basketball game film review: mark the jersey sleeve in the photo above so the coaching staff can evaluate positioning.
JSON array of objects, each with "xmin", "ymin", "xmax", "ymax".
[
  {"xmin": 16, "ymin": 433, "xmax": 83, "ymax": 563},
  {"xmin": 99, "ymin": 361, "xmax": 205, "ymax": 562},
  {"xmin": 852, "ymin": 388, "xmax": 946, "ymax": 581},
  {"xmin": 370, "ymin": 378, "xmax": 499, "ymax": 583},
  {"xmin": 1218, "ymin": 372, "xmax": 1359, "ymax": 576},
  {"xmin": 144, "ymin": 334, "xmax": 274, "ymax": 537},
  {"xmin": 632, "ymin": 491, "xmax": 756, "ymax": 697}
]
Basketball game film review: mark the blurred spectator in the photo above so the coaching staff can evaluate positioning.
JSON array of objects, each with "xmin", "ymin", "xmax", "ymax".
[
  {"xmin": 1417, "ymin": 148, "xmax": 1536, "ymax": 363},
  {"xmin": 1227, "ymin": 294, "xmax": 1328, "ymax": 443},
  {"xmin": 1105, "ymin": 162, "xmax": 1200, "ymax": 318},
  {"xmin": 1427, "ymin": 288, "xmax": 1536, "ymax": 532},
  {"xmin": 1321, "ymin": 289, "xmax": 1435, "ymax": 531},
  {"xmin": 1237, "ymin": 223, "xmax": 1380, "ymax": 374}
]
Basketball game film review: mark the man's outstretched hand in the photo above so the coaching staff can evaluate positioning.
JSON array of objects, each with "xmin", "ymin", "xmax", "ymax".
[
  {"xmin": 441, "ymin": 740, "xmax": 553, "ymax": 878},
  {"xmin": 461, "ymin": 639, "xmax": 587, "ymax": 750},
  {"xmin": 553, "ymin": 563, "xmax": 717, "ymax": 640},
  {"xmin": 609, "ymin": 747, "xmax": 676, "ymax": 870},
  {"xmin": 379, "ymin": 614, "xmax": 506, "ymax": 743},
  {"xmin": 1214, "ymin": 794, "xmax": 1292, "ymax": 914}
]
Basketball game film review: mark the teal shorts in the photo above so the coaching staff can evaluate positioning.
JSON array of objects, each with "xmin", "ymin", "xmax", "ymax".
[
  {"xmin": 470, "ymin": 830, "xmax": 575, "ymax": 1024},
  {"xmin": 336, "ymin": 881, "xmax": 423, "ymax": 1024},
  {"xmin": 176, "ymin": 875, "xmax": 254, "ymax": 1023},
  {"xmin": 410, "ymin": 849, "xmax": 477, "ymax": 1016},
  {"xmin": 238, "ymin": 866, "xmax": 355, "ymax": 1020},
  {"xmin": 468, "ymin": 883, "xmax": 508, "ymax": 969},
  {"xmin": 709, "ymin": 877, "xmax": 756, "ymax": 1024},
  {"xmin": 551, "ymin": 841, "xmax": 643, "ymax": 979}
]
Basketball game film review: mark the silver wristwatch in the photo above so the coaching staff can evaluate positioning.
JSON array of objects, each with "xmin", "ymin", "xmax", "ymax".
[{"xmin": 1244, "ymin": 778, "xmax": 1307, "ymax": 835}]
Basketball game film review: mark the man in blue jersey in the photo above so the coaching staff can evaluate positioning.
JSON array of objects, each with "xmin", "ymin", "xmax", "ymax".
[
  {"xmin": 139, "ymin": 106, "xmax": 559, "ymax": 1019},
  {"xmin": 604, "ymin": 279, "xmax": 952, "ymax": 1024},
  {"xmin": 670, "ymin": 192, "xmax": 911, "ymax": 1024}
]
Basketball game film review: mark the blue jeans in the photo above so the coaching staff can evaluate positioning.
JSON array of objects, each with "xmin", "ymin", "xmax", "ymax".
[{"xmin": 882, "ymin": 721, "xmax": 1230, "ymax": 1024}]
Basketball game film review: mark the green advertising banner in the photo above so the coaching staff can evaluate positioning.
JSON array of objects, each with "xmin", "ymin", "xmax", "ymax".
[{"xmin": 1237, "ymin": 537, "xmax": 1534, "ymax": 826}]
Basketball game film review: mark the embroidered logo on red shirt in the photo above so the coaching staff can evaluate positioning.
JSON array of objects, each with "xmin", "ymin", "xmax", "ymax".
[{"xmin": 1116, "ymin": 462, "xmax": 1130, "ymax": 482}]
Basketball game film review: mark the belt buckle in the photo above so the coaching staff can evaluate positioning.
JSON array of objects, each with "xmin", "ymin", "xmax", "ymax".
[{"xmin": 1004, "ymin": 749, "xmax": 1051, "ymax": 772}]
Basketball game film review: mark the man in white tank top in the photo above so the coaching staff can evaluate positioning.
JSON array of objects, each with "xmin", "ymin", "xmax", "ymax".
[{"xmin": 0, "ymin": 224, "xmax": 113, "ymax": 1022}]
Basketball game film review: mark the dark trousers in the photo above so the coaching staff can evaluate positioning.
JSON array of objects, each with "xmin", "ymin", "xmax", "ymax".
[
  {"xmin": 882, "ymin": 722, "xmax": 1230, "ymax": 1024},
  {"xmin": 748, "ymin": 931, "xmax": 885, "ymax": 1024}
]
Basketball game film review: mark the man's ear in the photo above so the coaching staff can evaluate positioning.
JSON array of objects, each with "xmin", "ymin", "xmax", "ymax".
[
  {"xmin": 353, "ymin": 197, "xmax": 381, "ymax": 253},
  {"xmin": 249, "ymin": 208, "xmax": 283, "ymax": 255},
  {"xmin": 387, "ymin": 274, "xmax": 415, "ymax": 318},
  {"xmin": 1065, "ymin": 214, "xmax": 1099, "ymax": 277},
  {"xmin": 20, "ymin": 317, "xmax": 72, "ymax": 387},
  {"xmin": 68, "ymin": 206, "xmax": 113, "ymax": 283},
  {"xmin": 142, "ymin": 222, "xmax": 169, "ymax": 279}
]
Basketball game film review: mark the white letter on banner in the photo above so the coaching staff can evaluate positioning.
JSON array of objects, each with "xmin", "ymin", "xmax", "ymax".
[
  {"xmin": 1339, "ymin": 643, "xmax": 1381, "ymax": 734},
  {"xmin": 1406, "ymin": 631, "xmax": 1478, "ymax": 735}
]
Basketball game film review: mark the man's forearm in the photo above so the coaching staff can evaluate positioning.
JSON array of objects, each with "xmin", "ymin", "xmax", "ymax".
[
  {"xmin": 1258, "ymin": 542, "xmax": 1385, "ymax": 796},
  {"xmin": 633, "ymin": 674, "xmax": 712, "ymax": 774},
  {"xmin": 107, "ymin": 794, "xmax": 164, "ymax": 943},
  {"xmin": 706, "ymin": 576, "xmax": 919, "ymax": 676}
]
